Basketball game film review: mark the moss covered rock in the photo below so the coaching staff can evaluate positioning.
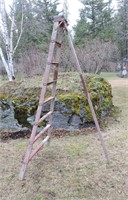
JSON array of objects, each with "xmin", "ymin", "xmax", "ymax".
[
  {"xmin": 54, "ymin": 76, "xmax": 113, "ymax": 128},
  {"xmin": 0, "ymin": 74, "xmax": 113, "ymax": 137}
]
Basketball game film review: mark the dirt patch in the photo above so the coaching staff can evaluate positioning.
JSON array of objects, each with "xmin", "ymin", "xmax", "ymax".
[{"xmin": 109, "ymin": 78, "xmax": 128, "ymax": 87}]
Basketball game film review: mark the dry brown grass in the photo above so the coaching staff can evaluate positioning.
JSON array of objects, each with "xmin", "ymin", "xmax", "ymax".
[{"xmin": 0, "ymin": 73, "xmax": 128, "ymax": 200}]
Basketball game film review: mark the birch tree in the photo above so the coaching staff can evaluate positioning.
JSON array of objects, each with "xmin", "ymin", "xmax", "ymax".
[{"xmin": 0, "ymin": 0, "xmax": 23, "ymax": 81}]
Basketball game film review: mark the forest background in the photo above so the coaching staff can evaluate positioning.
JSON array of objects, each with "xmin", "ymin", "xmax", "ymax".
[{"xmin": 0, "ymin": 0, "xmax": 127, "ymax": 80}]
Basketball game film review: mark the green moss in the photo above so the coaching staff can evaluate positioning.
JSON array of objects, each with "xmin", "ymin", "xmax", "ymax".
[
  {"xmin": 57, "ymin": 75, "xmax": 113, "ymax": 122},
  {"xmin": 0, "ymin": 100, "xmax": 10, "ymax": 110},
  {"xmin": 89, "ymin": 77, "xmax": 112, "ymax": 97},
  {"xmin": 58, "ymin": 93, "xmax": 94, "ymax": 121},
  {"xmin": 14, "ymin": 105, "xmax": 30, "ymax": 127},
  {"xmin": 101, "ymin": 97, "xmax": 113, "ymax": 110},
  {"xmin": 58, "ymin": 93, "xmax": 82, "ymax": 114},
  {"xmin": 0, "ymin": 74, "xmax": 113, "ymax": 126},
  {"xmin": 38, "ymin": 120, "xmax": 47, "ymax": 127}
]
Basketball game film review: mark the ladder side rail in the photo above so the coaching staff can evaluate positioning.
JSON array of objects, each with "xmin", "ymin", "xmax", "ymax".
[
  {"xmin": 48, "ymin": 25, "xmax": 64, "ymax": 138},
  {"xmin": 36, "ymin": 21, "xmax": 59, "ymax": 119},
  {"xmin": 19, "ymin": 21, "xmax": 59, "ymax": 181},
  {"xmin": 66, "ymin": 29, "xmax": 110, "ymax": 163}
]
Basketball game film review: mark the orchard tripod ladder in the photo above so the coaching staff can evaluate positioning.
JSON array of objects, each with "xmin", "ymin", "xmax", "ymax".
[{"xmin": 19, "ymin": 16, "xmax": 110, "ymax": 180}]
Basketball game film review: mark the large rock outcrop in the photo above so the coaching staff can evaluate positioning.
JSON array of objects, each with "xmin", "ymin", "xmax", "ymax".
[{"xmin": 0, "ymin": 75, "xmax": 113, "ymax": 139}]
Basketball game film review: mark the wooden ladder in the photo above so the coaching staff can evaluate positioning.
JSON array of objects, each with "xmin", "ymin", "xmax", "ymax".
[{"xmin": 19, "ymin": 16, "xmax": 110, "ymax": 180}]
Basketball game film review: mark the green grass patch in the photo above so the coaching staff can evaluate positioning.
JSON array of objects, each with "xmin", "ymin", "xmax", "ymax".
[
  {"xmin": 65, "ymin": 142, "xmax": 88, "ymax": 156},
  {"xmin": 100, "ymin": 72, "xmax": 118, "ymax": 80}
]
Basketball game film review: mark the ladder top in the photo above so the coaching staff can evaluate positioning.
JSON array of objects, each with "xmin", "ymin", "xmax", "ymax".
[{"xmin": 54, "ymin": 15, "xmax": 68, "ymax": 25}]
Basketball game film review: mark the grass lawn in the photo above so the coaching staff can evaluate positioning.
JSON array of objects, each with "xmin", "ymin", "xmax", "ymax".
[
  {"xmin": 100, "ymin": 72, "xmax": 118, "ymax": 80},
  {"xmin": 0, "ymin": 72, "xmax": 128, "ymax": 200}
]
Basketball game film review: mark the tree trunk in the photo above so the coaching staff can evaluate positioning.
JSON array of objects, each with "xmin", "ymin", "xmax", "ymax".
[
  {"xmin": 0, "ymin": 0, "xmax": 22, "ymax": 81},
  {"xmin": 0, "ymin": 48, "xmax": 13, "ymax": 81}
]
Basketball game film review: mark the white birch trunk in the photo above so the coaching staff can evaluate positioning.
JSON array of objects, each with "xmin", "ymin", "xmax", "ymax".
[
  {"xmin": 0, "ymin": 1, "xmax": 9, "ymax": 54},
  {"xmin": 0, "ymin": 47, "xmax": 13, "ymax": 81},
  {"xmin": 0, "ymin": 0, "xmax": 23, "ymax": 81},
  {"xmin": 9, "ymin": 0, "xmax": 15, "ymax": 79}
]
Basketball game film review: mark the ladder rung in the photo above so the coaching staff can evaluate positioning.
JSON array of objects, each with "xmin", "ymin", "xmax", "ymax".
[
  {"xmin": 43, "ymin": 80, "xmax": 56, "ymax": 86},
  {"xmin": 33, "ymin": 124, "xmax": 51, "ymax": 144},
  {"xmin": 51, "ymin": 62, "xmax": 59, "ymax": 65},
  {"xmin": 51, "ymin": 40, "xmax": 62, "ymax": 47},
  {"xmin": 46, "ymin": 80, "xmax": 57, "ymax": 86},
  {"xmin": 29, "ymin": 136, "xmax": 50, "ymax": 161},
  {"xmin": 37, "ymin": 111, "xmax": 53, "ymax": 125},
  {"xmin": 47, "ymin": 62, "xmax": 59, "ymax": 66},
  {"xmin": 43, "ymin": 97, "xmax": 54, "ymax": 104},
  {"xmin": 56, "ymin": 41, "xmax": 62, "ymax": 47}
]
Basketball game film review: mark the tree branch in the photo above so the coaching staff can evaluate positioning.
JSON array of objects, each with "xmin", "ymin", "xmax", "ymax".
[
  {"xmin": 13, "ymin": 3, "xmax": 24, "ymax": 55},
  {"xmin": 10, "ymin": 0, "xmax": 16, "ymax": 57}
]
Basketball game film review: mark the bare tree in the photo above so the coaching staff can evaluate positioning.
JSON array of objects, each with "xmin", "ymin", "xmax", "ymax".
[
  {"xmin": 0, "ymin": 0, "xmax": 23, "ymax": 81},
  {"xmin": 15, "ymin": 46, "xmax": 47, "ymax": 76},
  {"xmin": 75, "ymin": 39, "xmax": 118, "ymax": 73}
]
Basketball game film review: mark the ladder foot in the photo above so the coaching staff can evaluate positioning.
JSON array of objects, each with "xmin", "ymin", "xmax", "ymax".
[{"xmin": 19, "ymin": 162, "xmax": 28, "ymax": 180}]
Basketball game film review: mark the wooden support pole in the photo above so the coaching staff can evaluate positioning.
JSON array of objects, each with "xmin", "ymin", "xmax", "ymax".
[{"xmin": 66, "ymin": 30, "xmax": 110, "ymax": 163}]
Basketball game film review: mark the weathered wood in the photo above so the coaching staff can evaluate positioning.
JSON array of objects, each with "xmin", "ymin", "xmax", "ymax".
[
  {"xmin": 19, "ymin": 21, "xmax": 59, "ymax": 181},
  {"xmin": 29, "ymin": 136, "xmax": 50, "ymax": 161},
  {"xmin": 43, "ymin": 97, "xmax": 54, "ymax": 105},
  {"xmin": 33, "ymin": 124, "xmax": 51, "ymax": 144},
  {"xmin": 54, "ymin": 15, "xmax": 65, "ymax": 22},
  {"xmin": 50, "ymin": 40, "xmax": 62, "ymax": 47},
  {"xmin": 48, "ymin": 25, "xmax": 64, "ymax": 140},
  {"xmin": 19, "ymin": 15, "xmax": 109, "ymax": 181},
  {"xmin": 66, "ymin": 29, "xmax": 110, "ymax": 163},
  {"xmin": 37, "ymin": 111, "xmax": 53, "ymax": 125},
  {"xmin": 46, "ymin": 80, "xmax": 57, "ymax": 86}
]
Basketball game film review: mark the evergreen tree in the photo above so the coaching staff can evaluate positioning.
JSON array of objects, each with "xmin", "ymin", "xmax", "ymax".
[
  {"xmin": 14, "ymin": 0, "xmax": 60, "ymax": 55},
  {"xmin": 116, "ymin": 0, "xmax": 128, "ymax": 59},
  {"xmin": 34, "ymin": 0, "xmax": 59, "ymax": 38},
  {"xmin": 74, "ymin": 0, "xmax": 114, "ymax": 45}
]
